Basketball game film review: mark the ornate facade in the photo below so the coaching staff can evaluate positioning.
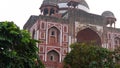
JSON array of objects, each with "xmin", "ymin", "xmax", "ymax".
[{"xmin": 24, "ymin": 0, "xmax": 120, "ymax": 68}]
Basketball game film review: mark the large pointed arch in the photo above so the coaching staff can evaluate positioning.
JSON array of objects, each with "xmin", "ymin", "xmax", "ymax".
[{"xmin": 76, "ymin": 28, "xmax": 101, "ymax": 45}]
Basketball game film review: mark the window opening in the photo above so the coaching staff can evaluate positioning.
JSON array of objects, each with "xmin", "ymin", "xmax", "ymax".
[
  {"xmin": 50, "ymin": 55, "xmax": 54, "ymax": 61},
  {"xmin": 51, "ymin": 31, "xmax": 55, "ymax": 36}
]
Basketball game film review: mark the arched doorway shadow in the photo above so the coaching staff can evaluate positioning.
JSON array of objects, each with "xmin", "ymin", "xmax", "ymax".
[
  {"xmin": 47, "ymin": 50, "xmax": 59, "ymax": 62},
  {"xmin": 76, "ymin": 28, "xmax": 101, "ymax": 46}
]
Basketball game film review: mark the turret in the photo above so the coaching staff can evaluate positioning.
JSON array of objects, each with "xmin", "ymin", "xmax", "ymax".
[
  {"xmin": 102, "ymin": 11, "xmax": 116, "ymax": 28},
  {"xmin": 40, "ymin": 0, "xmax": 59, "ymax": 16}
]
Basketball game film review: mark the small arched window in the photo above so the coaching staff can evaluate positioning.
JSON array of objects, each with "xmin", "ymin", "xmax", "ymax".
[
  {"xmin": 43, "ymin": 8, "xmax": 48, "ymax": 15},
  {"xmin": 50, "ymin": 8, "xmax": 55, "ymax": 15},
  {"xmin": 50, "ymin": 55, "xmax": 54, "ymax": 61},
  {"xmin": 51, "ymin": 31, "xmax": 55, "ymax": 36}
]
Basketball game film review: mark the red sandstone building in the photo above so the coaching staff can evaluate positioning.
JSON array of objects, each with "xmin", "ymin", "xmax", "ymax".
[{"xmin": 24, "ymin": 0, "xmax": 119, "ymax": 68}]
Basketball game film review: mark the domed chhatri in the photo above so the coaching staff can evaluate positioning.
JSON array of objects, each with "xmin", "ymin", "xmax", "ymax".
[
  {"xmin": 102, "ymin": 11, "xmax": 116, "ymax": 28},
  {"xmin": 40, "ymin": 0, "xmax": 59, "ymax": 16},
  {"xmin": 41, "ymin": 0, "xmax": 89, "ymax": 12},
  {"xmin": 42, "ymin": 0, "xmax": 59, "ymax": 6},
  {"xmin": 102, "ymin": 11, "xmax": 115, "ymax": 18}
]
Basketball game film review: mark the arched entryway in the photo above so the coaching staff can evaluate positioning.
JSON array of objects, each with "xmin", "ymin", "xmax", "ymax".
[
  {"xmin": 76, "ymin": 28, "xmax": 101, "ymax": 45},
  {"xmin": 48, "ymin": 27, "xmax": 60, "ymax": 45},
  {"xmin": 47, "ymin": 50, "xmax": 59, "ymax": 62}
]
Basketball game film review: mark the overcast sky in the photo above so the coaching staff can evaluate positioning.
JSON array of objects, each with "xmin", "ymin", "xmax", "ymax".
[{"xmin": 0, "ymin": 0, "xmax": 120, "ymax": 29}]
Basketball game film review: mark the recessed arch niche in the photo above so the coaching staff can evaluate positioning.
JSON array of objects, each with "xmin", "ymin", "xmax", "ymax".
[
  {"xmin": 47, "ymin": 50, "xmax": 59, "ymax": 62},
  {"xmin": 76, "ymin": 28, "xmax": 101, "ymax": 45},
  {"xmin": 114, "ymin": 37, "xmax": 120, "ymax": 48},
  {"xmin": 48, "ymin": 26, "xmax": 60, "ymax": 45}
]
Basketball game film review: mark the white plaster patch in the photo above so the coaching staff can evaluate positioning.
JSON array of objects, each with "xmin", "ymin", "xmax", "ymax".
[{"xmin": 58, "ymin": 3, "xmax": 89, "ymax": 12}]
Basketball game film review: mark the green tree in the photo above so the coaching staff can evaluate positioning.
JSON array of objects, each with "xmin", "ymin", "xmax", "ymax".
[
  {"xmin": 63, "ymin": 43, "xmax": 115, "ymax": 68},
  {"xmin": 114, "ymin": 46, "xmax": 120, "ymax": 62},
  {"xmin": 0, "ymin": 21, "xmax": 44, "ymax": 68},
  {"xmin": 114, "ymin": 46, "xmax": 120, "ymax": 68}
]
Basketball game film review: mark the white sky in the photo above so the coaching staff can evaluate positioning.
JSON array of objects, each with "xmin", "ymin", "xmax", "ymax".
[{"xmin": 0, "ymin": 0, "xmax": 120, "ymax": 29}]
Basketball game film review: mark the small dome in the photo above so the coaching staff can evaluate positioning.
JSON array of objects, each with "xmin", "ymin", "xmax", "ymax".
[
  {"xmin": 42, "ymin": 0, "xmax": 59, "ymax": 6},
  {"xmin": 102, "ymin": 11, "xmax": 115, "ymax": 18}
]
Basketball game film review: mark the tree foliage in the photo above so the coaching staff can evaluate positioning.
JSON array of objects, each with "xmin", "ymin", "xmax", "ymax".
[
  {"xmin": 114, "ymin": 46, "xmax": 120, "ymax": 61},
  {"xmin": 0, "ymin": 21, "xmax": 44, "ymax": 68},
  {"xmin": 114, "ymin": 46, "xmax": 120, "ymax": 67},
  {"xmin": 63, "ymin": 43, "xmax": 115, "ymax": 68}
]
